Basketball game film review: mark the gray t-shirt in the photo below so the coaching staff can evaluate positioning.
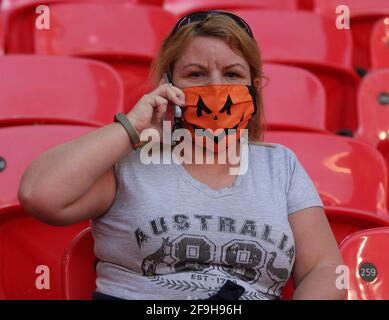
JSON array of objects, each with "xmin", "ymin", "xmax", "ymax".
[{"xmin": 91, "ymin": 142, "xmax": 324, "ymax": 300}]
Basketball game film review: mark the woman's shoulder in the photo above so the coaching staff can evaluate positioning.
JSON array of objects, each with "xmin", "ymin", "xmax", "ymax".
[
  {"xmin": 248, "ymin": 141, "xmax": 299, "ymax": 185},
  {"xmin": 248, "ymin": 141, "xmax": 294, "ymax": 159}
]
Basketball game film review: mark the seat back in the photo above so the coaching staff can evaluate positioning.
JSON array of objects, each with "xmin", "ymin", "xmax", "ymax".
[
  {"xmin": 355, "ymin": 68, "xmax": 389, "ymax": 148},
  {"xmin": 28, "ymin": 3, "xmax": 175, "ymax": 59},
  {"xmin": 0, "ymin": 124, "xmax": 97, "ymax": 209},
  {"xmin": 262, "ymin": 63, "xmax": 327, "ymax": 132},
  {"xmin": 326, "ymin": 207, "xmax": 389, "ymax": 244},
  {"xmin": 280, "ymin": 207, "xmax": 389, "ymax": 300},
  {"xmin": 0, "ymin": 204, "xmax": 89, "ymax": 299},
  {"xmin": 340, "ymin": 227, "xmax": 389, "ymax": 299},
  {"xmin": 233, "ymin": 9, "xmax": 358, "ymax": 133},
  {"xmin": 370, "ymin": 17, "xmax": 389, "ymax": 70},
  {"xmin": 235, "ymin": 9, "xmax": 353, "ymax": 69},
  {"xmin": 314, "ymin": 0, "xmax": 389, "ymax": 71},
  {"xmin": 62, "ymin": 228, "xmax": 97, "ymax": 300},
  {"xmin": 0, "ymin": 55, "xmax": 124, "ymax": 126},
  {"xmin": 264, "ymin": 131, "xmax": 389, "ymax": 216}
]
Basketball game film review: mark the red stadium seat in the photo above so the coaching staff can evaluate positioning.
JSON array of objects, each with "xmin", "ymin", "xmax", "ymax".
[
  {"xmin": 0, "ymin": 124, "xmax": 97, "ymax": 209},
  {"xmin": 314, "ymin": 0, "xmax": 389, "ymax": 71},
  {"xmin": 340, "ymin": 227, "xmax": 389, "ymax": 299},
  {"xmin": 326, "ymin": 207, "xmax": 389, "ymax": 244},
  {"xmin": 355, "ymin": 69, "xmax": 389, "ymax": 182},
  {"xmin": 29, "ymin": 4, "xmax": 174, "ymax": 59},
  {"xmin": 0, "ymin": 204, "xmax": 89, "ymax": 299},
  {"xmin": 262, "ymin": 63, "xmax": 327, "ymax": 132},
  {"xmin": 281, "ymin": 208, "xmax": 389, "ymax": 300},
  {"xmin": 355, "ymin": 68, "xmax": 389, "ymax": 149},
  {"xmin": 164, "ymin": 0, "xmax": 298, "ymax": 16},
  {"xmin": 234, "ymin": 9, "xmax": 359, "ymax": 134},
  {"xmin": 0, "ymin": 55, "xmax": 124, "ymax": 126},
  {"xmin": 5, "ymin": 3, "xmax": 176, "ymax": 110},
  {"xmin": 370, "ymin": 17, "xmax": 389, "ymax": 70},
  {"xmin": 264, "ymin": 131, "xmax": 389, "ymax": 217},
  {"xmin": 62, "ymin": 228, "xmax": 96, "ymax": 300}
]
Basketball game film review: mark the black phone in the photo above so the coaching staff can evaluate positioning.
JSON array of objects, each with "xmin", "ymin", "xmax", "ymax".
[{"xmin": 163, "ymin": 72, "xmax": 183, "ymax": 135}]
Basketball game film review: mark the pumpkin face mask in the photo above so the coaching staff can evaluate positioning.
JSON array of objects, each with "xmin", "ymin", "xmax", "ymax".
[{"xmin": 180, "ymin": 84, "xmax": 257, "ymax": 147}]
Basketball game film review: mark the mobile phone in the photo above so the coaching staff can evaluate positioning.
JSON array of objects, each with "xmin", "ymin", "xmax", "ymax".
[{"xmin": 162, "ymin": 73, "xmax": 183, "ymax": 135}]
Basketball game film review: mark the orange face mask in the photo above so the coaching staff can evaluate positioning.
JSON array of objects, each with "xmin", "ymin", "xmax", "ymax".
[{"xmin": 181, "ymin": 84, "xmax": 257, "ymax": 147}]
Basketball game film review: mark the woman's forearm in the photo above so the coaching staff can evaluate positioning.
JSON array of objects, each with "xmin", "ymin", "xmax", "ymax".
[
  {"xmin": 292, "ymin": 264, "xmax": 346, "ymax": 300},
  {"xmin": 18, "ymin": 122, "xmax": 133, "ymax": 211}
]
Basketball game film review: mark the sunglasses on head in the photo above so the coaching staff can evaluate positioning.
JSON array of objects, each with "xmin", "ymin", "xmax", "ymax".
[{"xmin": 171, "ymin": 10, "xmax": 254, "ymax": 38}]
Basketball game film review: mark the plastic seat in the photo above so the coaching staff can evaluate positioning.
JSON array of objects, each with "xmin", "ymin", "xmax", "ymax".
[
  {"xmin": 29, "ymin": 4, "xmax": 174, "ymax": 59},
  {"xmin": 279, "ymin": 207, "xmax": 389, "ymax": 300},
  {"xmin": 0, "ymin": 204, "xmax": 90, "ymax": 299},
  {"xmin": 0, "ymin": 124, "xmax": 97, "ymax": 209},
  {"xmin": 370, "ymin": 17, "xmax": 389, "ymax": 70},
  {"xmin": 164, "ymin": 0, "xmax": 298, "ymax": 16},
  {"xmin": 233, "ymin": 9, "xmax": 359, "ymax": 134},
  {"xmin": 354, "ymin": 69, "xmax": 389, "ymax": 185},
  {"xmin": 326, "ymin": 207, "xmax": 389, "ymax": 245},
  {"xmin": 262, "ymin": 63, "xmax": 327, "ymax": 132},
  {"xmin": 263, "ymin": 130, "xmax": 388, "ymax": 217},
  {"xmin": 339, "ymin": 227, "xmax": 389, "ymax": 299},
  {"xmin": 62, "ymin": 228, "xmax": 97, "ymax": 300},
  {"xmin": 314, "ymin": 0, "xmax": 389, "ymax": 71},
  {"xmin": 355, "ymin": 68, "xmax": 389, "ymax": 149},
  {"xmin": 5, "ymin": 3, "xmax": 175, "ymax": 110},
  {"xmin": 0, "ymin": 55, "xmax": 124, "ymax": 126}
]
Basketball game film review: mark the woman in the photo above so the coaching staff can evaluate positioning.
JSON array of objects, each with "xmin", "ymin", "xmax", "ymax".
[{"xmin": 18, "ymin": 11, "xmax": 345, "ymax": 300}]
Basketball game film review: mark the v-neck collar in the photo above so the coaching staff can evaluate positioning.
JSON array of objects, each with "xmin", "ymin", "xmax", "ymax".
[{"xmin": 171, "ymin": 144, "xmax": 251, "ymax": 198}]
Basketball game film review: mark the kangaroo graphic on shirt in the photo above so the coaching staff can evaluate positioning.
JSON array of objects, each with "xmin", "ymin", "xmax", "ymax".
[{"xmin": 141, "ymin": 237, "xmax": 173, "ymax": 276}]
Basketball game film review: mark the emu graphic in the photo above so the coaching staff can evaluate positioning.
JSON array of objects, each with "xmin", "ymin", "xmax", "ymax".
[
  {"xmin": 141, "ymin": 237, "xmax": 172, "ymax": 276},
  {"xmin": 266, "ymin": 252, "xmax": 289, "ymax": 295}
]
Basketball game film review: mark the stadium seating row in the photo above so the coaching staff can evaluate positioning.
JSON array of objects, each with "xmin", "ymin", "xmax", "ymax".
[
  {"xmin": 1, "ymin": 55, "xmax": 389, "ymax": 215},
  {"xmin": 0, "ymin": 3, "xmax": 384, "ymax": 132},
  {"xmin": 1, "ymin": 4, "xmax": 354, "ymax": 133},
  {"xmin": 0, "ymin": 56, "xmax": 329, "ymax": 131},
  {"xmin": 0, "ymin": 55, "xmax": 124, "ymax": 127},
  {"xmin": 2, "ymin": 122, "xmax": 388, "ymax": 216},
  {"xmin": 0, "ymin": 3, "xmax": 384, "ymax": 126},
  {"xmin": 0, "ymin": 3, "xmax": 388, "ymax": 133}
]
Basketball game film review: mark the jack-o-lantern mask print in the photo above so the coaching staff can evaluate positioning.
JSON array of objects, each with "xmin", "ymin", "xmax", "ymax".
[{"xmin": 181, "ymin": 84, "xmax": 257, "ymax": 147}]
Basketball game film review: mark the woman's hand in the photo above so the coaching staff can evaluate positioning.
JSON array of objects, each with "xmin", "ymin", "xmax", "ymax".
[{"xmin": 126, "ymin": 80, "xmax": 185, "ymax": 136}]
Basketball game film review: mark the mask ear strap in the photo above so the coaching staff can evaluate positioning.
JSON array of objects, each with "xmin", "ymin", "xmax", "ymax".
[{"xmin": 247, "ymin": 82, "xmax": 258, "ymax": 115}]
